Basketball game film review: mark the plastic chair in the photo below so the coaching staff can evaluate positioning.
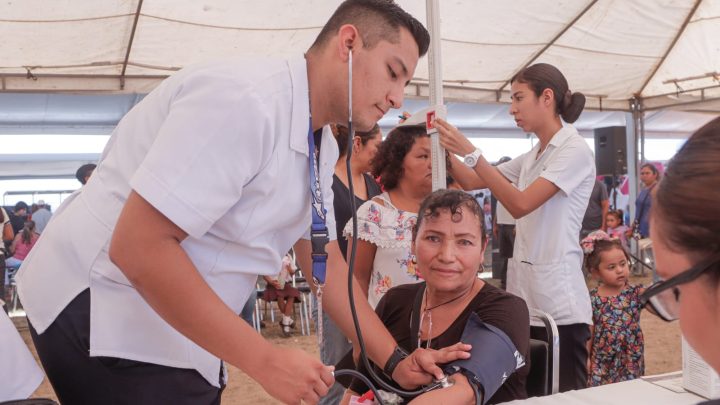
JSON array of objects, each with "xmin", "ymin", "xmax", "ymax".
[{"xmin": 526, "ymin": 308, "xmax": 559, "ymax": 397}]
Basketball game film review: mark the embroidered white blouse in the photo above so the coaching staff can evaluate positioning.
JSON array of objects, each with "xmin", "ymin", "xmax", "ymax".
[{"xmin": 343, "ymin": 192, "xmax": 421, "ymax": 308}]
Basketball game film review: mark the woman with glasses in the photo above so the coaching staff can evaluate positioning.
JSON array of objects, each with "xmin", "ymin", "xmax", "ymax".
[{"xmin": 640, "ymin": 117, "xmax": 720, "ymax": 405}]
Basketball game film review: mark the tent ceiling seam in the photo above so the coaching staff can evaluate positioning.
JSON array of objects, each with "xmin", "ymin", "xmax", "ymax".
[
  {"xmin": 550, "ymin": 43, "xmax": 659, "ymax": 59},
  {"xmin": 121, "ymin": 0, "xmax": 144, "ymax": 90},
  {"xmin": 141, "ymin": 14, "xmax": 322, "ymax": 31},
  {"xmin": 636, "ymin": 0, "xmax": 703, "ymax": 97},
  {"xmin": 497, "ymin": 0, "xmax": 599, "ymax": 92},
  {"xmin": 0, "ymin": 14, "xmax": 133, "ymax": 23},
  {"xmin": 440, "ymin": 38, "xmax": 546, "ymax": 47}
]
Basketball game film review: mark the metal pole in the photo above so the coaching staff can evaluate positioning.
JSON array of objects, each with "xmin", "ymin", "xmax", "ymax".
[
  {"xmin": 639, "ymin": 103, "xmax": 646, "ymax": 163},
  {"xmin": 426, "ymin": 0, "xmax": 446, "ymax": 190}
]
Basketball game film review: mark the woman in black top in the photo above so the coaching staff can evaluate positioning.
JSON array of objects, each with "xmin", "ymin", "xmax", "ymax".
[
  {"xmin": 339, "ymin": 189, "xmax": 529, "ymax": 404},
  {"xmin": 331, "ymin": 124, "xmax": 383, "ymax": 257}
]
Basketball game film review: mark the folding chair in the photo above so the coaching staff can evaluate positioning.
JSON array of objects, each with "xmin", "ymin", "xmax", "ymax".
[{"xmin": 526, "ymin": 308, "xmax": 559, "ymax": 397}]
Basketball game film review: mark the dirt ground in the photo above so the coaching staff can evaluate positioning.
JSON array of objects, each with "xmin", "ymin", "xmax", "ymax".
[{"xmin": 20, "ymin": 273, "xmax": 681, "ymax": 404}]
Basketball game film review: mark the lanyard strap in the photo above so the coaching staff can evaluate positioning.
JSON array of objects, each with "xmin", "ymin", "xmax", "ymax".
[{"xmin": 307, "ymin": 120, "xmax": 329, "ymax": 285}]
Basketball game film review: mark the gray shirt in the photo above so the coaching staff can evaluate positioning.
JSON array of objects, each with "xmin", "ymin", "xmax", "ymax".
[
  {"xmin": 31, "ymin": 207, "xmax": 52, "ymax": 234},
  {"xmin": 582, "ymin": 180, "xmax": 608, "ymax": 231}
]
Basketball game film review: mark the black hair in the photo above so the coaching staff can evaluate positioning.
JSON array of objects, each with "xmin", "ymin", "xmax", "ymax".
[
  {"xmin": 14, "ymin": 201, "xmax": 28, "ymax": 212},
  {"xmin": 584, "ymin": 239, "xmax": 630, "ymax": 273},
  {"xmin": 412, "ymin": 189, "xmax": 487, "ymax": 246},
  {"xmin": 371, "ymin": 124, "xmax": 428, "ymax": 190},
  {"xmin": 511, "ymin": 63, "xmax": 585, "ymax": 123},
  {"xmin": 76, "ymin": 163, "xmax": 97, "ymax": 185},
  {"xmin": 333, "ymin": 124, "xmax": 381, "ymax": 158},
  {"xmin": 309, "ymin": 0, "xmax": 430, "ymax": 57}
]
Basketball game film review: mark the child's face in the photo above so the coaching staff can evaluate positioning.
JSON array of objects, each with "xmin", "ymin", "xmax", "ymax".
[
  {"xmin": 606, "ymin": 215, "xmax": 619, "ymax": 229},
  {"xmin": 594, "ymin": 247, "xmax": 630, "ymax": 288}
]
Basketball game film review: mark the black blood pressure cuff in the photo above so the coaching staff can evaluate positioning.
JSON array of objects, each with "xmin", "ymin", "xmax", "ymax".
[{"xmin": 443, "ymin": 313, "xmax": 525, "ymax": 405}]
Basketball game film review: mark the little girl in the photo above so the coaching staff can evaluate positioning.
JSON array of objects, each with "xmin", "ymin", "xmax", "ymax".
[
  {"xmin": 581, "ymin": 230, "xmax": 645, "ymax": 387},
  {"xmin": 605, "ymin": 210, "xmax": 629, "ymax": 249}
]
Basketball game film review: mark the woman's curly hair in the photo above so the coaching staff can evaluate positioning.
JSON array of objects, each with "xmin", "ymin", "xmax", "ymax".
[{"xmin": 371, "ymin": 124, "xmax": 450, "ymax": 190}]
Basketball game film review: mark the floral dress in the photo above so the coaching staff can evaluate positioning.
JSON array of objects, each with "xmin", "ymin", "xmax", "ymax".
[
  {"xmin": 588, "ymin": 284, "xmax": 645, "ymax": 386},
  {"xmin": 343, "ymin": 192, "xmax": 420, "ymax": 308}
]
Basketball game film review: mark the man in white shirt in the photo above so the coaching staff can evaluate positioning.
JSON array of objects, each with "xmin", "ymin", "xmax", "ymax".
[{"xmin": 17, "ymin": 1, "xmax": 468, "ymax": 404}]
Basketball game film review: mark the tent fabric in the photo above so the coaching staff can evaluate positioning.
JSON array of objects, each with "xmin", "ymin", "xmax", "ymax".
[{"xmin": 1, "ymin": 0, "xmax": 718, "ymax": 111}]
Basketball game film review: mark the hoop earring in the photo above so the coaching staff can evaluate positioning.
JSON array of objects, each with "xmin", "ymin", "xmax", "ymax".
[{"xmin": 479, "ymin": 264, "xmax": 486, "ymax": 273}]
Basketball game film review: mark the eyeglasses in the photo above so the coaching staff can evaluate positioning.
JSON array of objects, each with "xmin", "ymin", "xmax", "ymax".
[{"xmin": 640, "ymin": 252, "xmax": 720, "ymax": 322}]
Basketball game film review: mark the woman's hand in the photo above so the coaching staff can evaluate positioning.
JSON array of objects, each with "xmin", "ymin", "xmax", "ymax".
[
  {"xmin": 392, "ymin": 343, "xmax": 472, "ymax": 388},
  {"xmin": 434, "ymin": 119, "xmax": 475, "ymax": 156}
]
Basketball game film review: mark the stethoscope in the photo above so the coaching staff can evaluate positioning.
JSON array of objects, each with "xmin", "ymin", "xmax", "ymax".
[{"xmin": 330, "ymin": 47, "xmax": 452, "ymax": 405}]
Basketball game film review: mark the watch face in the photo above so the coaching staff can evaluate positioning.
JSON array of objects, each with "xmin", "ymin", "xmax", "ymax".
[{"xmin": 464, "ymin": 155, "xmax": 477, "ymax": 167}]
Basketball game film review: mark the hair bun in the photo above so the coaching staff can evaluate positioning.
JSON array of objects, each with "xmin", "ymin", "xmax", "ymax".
[{"xmin": 561, "ymin": 91, "xmax": 586, "ymax": 123}]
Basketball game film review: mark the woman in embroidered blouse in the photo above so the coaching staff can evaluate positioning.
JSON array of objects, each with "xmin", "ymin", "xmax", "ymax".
[{"xmin": 344, "ymin": 124, "xmax": 432, "ymax": 309}]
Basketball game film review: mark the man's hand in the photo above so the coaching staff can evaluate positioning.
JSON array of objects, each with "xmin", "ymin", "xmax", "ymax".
[
  {"xmin": 253, "ymin": 346, "xmax": 335, "ymax": 405},
  {"xmin": 392, "ymin": 343, "xmax": 472, "ymax": 389}
]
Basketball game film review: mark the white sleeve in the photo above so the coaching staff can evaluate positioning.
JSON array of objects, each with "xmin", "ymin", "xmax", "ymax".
[
  {"xmin": 540, "ymin": 139, "xmax": 595, "ymax": 196},
  {"xmin": 496, "ymin": 151, "xmax": 528, "ymax": 185},
  {"xmin": 130, "ymin": 74, "xmax": 274, "ymax": 239}
]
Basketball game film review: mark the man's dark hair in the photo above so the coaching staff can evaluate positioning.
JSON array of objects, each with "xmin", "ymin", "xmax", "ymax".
[
  {"xmin": 14, "ymin": 201, "xmax": 28, "ymax": 212},
  {"xmin": 310, "ymin": 0, "xmax": 430, "ymax": 57},
  {"xmin": 76, "ymin": 163, "xmax": 97, "ymax": 185}
]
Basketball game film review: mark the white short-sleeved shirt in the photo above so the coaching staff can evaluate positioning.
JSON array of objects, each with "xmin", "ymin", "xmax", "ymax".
[
  {"xmin": 343, "ymin": 192, "xmax": 421, "ymax": 308},
  {"xmin": 0, "ymin": 311, "xmax": 44, "ymax": 401},
  {"xmin": 497, "ymin": 125, "xmax": 594, "ymax": 325},
  {"xmin": 16, "ymin": 56, "xmax": 337, "ymax": 387},
  {"xmin": 496, "ymin": 201, "xmax": 515, "ymax": 225}
]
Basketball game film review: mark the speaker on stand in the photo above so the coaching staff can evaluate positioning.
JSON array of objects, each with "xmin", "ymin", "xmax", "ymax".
[{"xmin": 594, "ymin": 126, "xmax": 627, "ymax": 209}]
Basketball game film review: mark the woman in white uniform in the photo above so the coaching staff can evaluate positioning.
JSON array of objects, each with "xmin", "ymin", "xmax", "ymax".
[{"xmin": 435, "ymin": 63, "xmax": 594, "ymax": 391}]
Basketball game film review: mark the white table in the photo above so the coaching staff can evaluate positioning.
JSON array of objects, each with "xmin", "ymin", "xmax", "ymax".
[{"xmin": 500, "ymin": 377, "xmax": 707, "ymax": 405}]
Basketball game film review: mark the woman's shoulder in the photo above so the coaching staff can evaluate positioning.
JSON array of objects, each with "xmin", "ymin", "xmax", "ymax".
[
  {"xmin": 473, "ymin": 283, "xmax": 529, "ymax": 317},
  {"xmin": 383, "ymin": 282, "xmax": 422, "ymax": 301}
]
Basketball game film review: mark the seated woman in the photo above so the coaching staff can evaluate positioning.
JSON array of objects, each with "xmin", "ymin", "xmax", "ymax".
[
  {"xmin": 6, "ymin": 221, "xmax": 39, "ymax": 269},
  {"xmin": 339, "ymin": 189, "xmax": 530, "ymax": 405},
  {"xmin": 262, "ymin": 251, "xmax": 301, "ymax": 337}
]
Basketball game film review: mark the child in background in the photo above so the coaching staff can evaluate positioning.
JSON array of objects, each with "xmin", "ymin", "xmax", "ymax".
[
  {"xmin": 605, "ymin": 210, "xmax": 629, "ymax": 249},
  {"xmin": 262, "ymin": 251, "xmax": 301, "ymax": 337},
  {"xmin": 582, "ymin": 231, "xmax": 645, "ymax": 387}
]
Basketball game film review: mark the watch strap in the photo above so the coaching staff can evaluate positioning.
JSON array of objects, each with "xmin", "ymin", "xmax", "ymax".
[{"xmin": 383, "ymin": 346, "xmax": 409, "ymax": 379}]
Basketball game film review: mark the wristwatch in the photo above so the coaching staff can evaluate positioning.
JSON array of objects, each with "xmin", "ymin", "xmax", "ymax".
[
  {"xmin": 462, "ymin": 148, "xmax": 483, "ymax": 168},
  {"xmin": 383, "ymin": 346, "xmax": 409, "ymax": 379}
]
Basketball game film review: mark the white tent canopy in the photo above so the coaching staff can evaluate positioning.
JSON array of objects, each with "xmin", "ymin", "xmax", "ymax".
[
  {"xmin": 1, "ymin": 0, "xmax": 719, "ymax": 182},
  {"xmin": 1, "ymin": 0, "xmax": 719, "ymax": 112}
]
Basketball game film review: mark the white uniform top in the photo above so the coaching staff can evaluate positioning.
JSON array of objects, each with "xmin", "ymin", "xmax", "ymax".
[
  {"xmin": 16, "ymin": 56, "xmax": 337, "ymax": 387},
  {"xmin": 0, "ymin": 311, "xmax": 44, "ymax": 401},
  {"xmin": 497, "ymin": 125, "xmax": 594, "ymax": 326},
  {"xmin": 496, "ymin": 200, "xmax": 515, "ymax": 225}
]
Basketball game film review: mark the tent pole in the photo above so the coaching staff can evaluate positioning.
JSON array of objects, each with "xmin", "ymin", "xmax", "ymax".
[
  {"xmin": 120, "ymin": 0, "xmax": 145, "ymax": 90},
  {"xmin": 426, "ymin": 0, "xmax": 446, "ymax": 190},
  {"xmin": 639, "ymin": 101, "xmax": 646, "ymax": 163},
  {"xmin": 626, "ymin": 98, "xmax": 640, "ymax": 220}
]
